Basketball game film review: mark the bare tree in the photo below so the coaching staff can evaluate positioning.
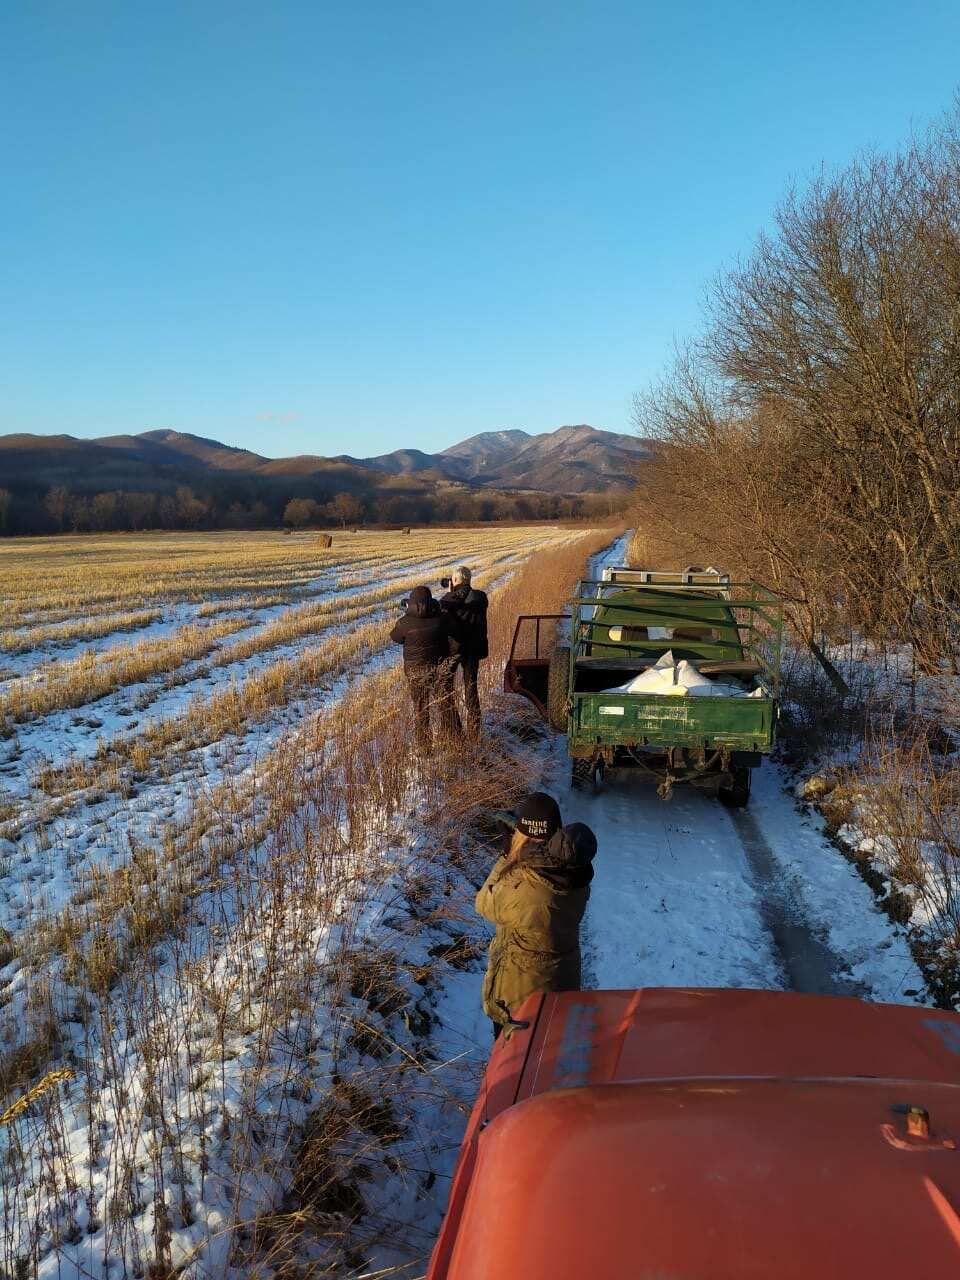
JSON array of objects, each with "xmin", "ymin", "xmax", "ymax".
[
  {"xmin": 45, "ymin": 486, "xmax": 70, "ymax": 532},
  {"xmin": 91, "ymin": 491, "xmax": 119, "ymax": 531},
  {"xmin": 283, "ymin": 497, "xmax": 322, "ymax": 528},
  {"xmin": 175, "ymin": 486, "xmax": 208, "ymax": 529},
  {"xmin": 634, "ymin": 112, "xmax": 960, "ymax": 672},
  {"xmin": 326, "ymin": 492, "xmax": 364, "ymax": 528}
]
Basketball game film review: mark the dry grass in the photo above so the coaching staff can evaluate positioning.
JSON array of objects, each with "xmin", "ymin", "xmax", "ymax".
[
  {"xmin": 0, "ymin": 528, "xmax": 547, "ymax": 626},
  {"xmin": 29, "ymin": 577, "xmax": 504, "ymax": 803},
  {"xmin": 0, "ymin": 523, "xmax": 613, "ymax": 1277},
  {"xmin": 17, "ymin": 530, "xmax": 577, "ymax": 810},
  {"xmin": 811, "ymin": 721, "xmax": 960, "ymax": 1006},
  {"xmin": 779, "ymin": 636, "xmax": 960, "ymax": 1008},
  {"xmin": 485, "ymin": 525, "xmax": 620, "ymax": 673},
  {"xmin": 0, "ymin": 667, "xmax": 539, "ymax": 1276},
  {"xmin": 0, "ymin": 616, "xmax": 250, "ymax": 726},
  {"xmin": 0, "ymin": 531, "xmax": 361, "ymax": 622},
  {"xmin": 0, "ymin": 608, "xmax": 165, "ymax": 655}
]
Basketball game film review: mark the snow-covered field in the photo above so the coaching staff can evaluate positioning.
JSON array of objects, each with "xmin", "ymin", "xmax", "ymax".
[
  {"xmin": 0, "ymin": 528, "xmax": 938, "ymax": 1279},
  {"xmin": 0, "ymin": 528, "xmax": 573, "ymax": 926},
  {"xmin": 0, "ymin": 525, "xmax": 588, "ymax": 1279}
]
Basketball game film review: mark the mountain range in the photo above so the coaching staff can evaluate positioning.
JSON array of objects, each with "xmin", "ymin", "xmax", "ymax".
[{"xmin": 0, "ymin": 423, "xmax": 652, "ymax": 496}]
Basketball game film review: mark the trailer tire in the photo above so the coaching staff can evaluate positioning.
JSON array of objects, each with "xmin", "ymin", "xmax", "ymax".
[
  {"xmin": 572, "ymin": 757, "xmax": 604, "ymax": 792},
  {"xmin": 571, "ymin": 757, "xmax": 592, "ymax": 789},
  {"xmin": 547, "ymin": 645, "xmax": 571, "ymax": 733},
  {"xmin": 719, "ymin": 766, "xmax": 752, "ymax": 809}
]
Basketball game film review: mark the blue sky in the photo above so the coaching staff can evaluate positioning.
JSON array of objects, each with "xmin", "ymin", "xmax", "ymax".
[{"xmin": 2, "ymin": 1, "xmax": 958, "ymax": 458}]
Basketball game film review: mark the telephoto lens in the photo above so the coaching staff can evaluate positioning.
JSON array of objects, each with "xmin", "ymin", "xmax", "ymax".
[{"xmin": 440, "ymin": 576, "xmax": 451, "ymax": 589}]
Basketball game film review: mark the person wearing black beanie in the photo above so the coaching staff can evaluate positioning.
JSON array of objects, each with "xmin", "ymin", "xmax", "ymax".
[
  {"xmin": 515, "ymin": 791, "xmax": 562, "ymax": 841},
  {"xmin": 475, "ymin": 791, "xmax": 597, "ymax": 1039}
]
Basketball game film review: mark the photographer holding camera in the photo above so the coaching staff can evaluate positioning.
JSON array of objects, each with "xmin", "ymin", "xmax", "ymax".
[
  {"xmin": 390, "ymin": 586, "xmax": 461, "ymax": 756},
  {"xmin": 439, "ymin": 565, "xmax": 488, "ymax": 738},
  {"xmin": 475, "ymin": 793, "xmax": 597, "ymax": 1040}
]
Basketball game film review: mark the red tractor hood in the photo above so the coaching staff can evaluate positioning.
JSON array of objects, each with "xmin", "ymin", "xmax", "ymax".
[{"xmin": 430, "ymin": 988, "xmax": 960, "ymax": 1280}]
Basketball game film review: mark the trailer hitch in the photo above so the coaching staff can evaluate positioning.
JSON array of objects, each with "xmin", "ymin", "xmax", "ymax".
[
  {"xmin": 654, "ymin": 749, "xmax": 725, "ymax": 800},
  {"xmin": 657, "ymin": 774, "xmax": 677, "ymax": 801}
]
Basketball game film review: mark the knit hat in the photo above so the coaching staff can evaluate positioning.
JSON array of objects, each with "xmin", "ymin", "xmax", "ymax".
[{"xmin": 516, "ymin": 791, "xmax": 562, "ymax": 841}]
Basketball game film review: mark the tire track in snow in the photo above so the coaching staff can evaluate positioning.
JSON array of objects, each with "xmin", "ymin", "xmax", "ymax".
[
  {"xmin": 555, "ymin": 766, "xmax": 786, "ymax": 993},
  {"xmin": 729, "ymin": 806, "xmax": 868, "ymax": 996},
  {"xmin": 551, "ymin": 756, "xmax": 921, "ymax": 1001}
]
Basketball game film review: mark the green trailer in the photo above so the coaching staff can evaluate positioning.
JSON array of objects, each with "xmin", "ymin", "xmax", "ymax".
[{"xmin": 503, "ymin": 566, "xmax": 783, "ymax": 805}]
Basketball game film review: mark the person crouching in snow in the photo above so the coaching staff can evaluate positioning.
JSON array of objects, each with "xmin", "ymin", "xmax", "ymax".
[{"xmin": 475, "ymin": 791, "xmax": 597, "ymax": 1039}]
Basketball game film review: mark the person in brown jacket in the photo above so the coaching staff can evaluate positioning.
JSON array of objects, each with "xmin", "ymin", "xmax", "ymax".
[{"xmin": 475, "ymin": 792, "xmax": 597, "ymax": 1039}]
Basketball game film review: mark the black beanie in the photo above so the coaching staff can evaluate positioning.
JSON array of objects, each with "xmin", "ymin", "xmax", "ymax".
[{"xmin": 516, "ymin": 792, "xmax": 562, "ymax": 841}]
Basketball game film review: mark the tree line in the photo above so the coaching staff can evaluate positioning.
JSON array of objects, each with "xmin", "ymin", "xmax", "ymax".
[
  {"xmin": 632, "ymin": 106, "xmax": 960, "ymax": 674},
  {"xmin": 0, "ymin": 481, "xmax": 626, "ymax": 536}
]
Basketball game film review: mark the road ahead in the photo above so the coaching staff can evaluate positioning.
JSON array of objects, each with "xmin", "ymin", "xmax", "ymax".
[{"xmin": 551, "ymin": 534, "xmax": 926, "ymax": 1004}]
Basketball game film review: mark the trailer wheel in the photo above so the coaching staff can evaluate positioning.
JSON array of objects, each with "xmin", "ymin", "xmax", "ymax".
[
  {"xmin": 572, "ymin": 757, "xmax": 604, "ymax": 792},
  {"xmin": 547, "ymin": 645, "xmax": 571, "ymax": 732},
  {"xmin": 719, "ymin": 766, "xmax": 752, "ymax": 809},
  {"xmin": 571, "ymin": 757, "xmax": 592, "ymax": 789}
]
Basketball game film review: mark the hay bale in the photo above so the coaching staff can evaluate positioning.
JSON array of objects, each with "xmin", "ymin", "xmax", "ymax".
[{"xmin": 317, "ymin": 533, "xmax": 333, "ymax": 548}]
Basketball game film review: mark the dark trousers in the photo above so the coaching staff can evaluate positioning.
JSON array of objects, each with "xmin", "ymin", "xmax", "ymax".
[
  {"xmin": 449, "ymin": 654, "xmax": 482, "ymax": 737},
  {"xmin": 406, "ymin": 664, "xmax": 461, "ymax": 756}
]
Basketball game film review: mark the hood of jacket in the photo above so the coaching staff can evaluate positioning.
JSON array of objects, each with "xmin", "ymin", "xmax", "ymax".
[
  {"xmin": 521, "ymin": 822, "xmax": 597, "ymax": 891},
  {"xmin": 443, "ymin": 584, "xmax": 486, "ymax": 607},
  {"xmin": 408, "ymin": 585, "xmax": 438, "ymax": 618}
]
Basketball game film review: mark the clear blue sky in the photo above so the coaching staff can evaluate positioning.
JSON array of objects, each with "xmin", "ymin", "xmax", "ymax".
[{"xmin": 2, "ymin": 1, "xmax": 958, "ymax": 459}]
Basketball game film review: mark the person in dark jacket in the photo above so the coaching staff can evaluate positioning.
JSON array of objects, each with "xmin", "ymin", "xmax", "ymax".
[
  {"xmin": 390, "ymin": 585, "xmax": 460, "ymax": 755},
  {"xmin": 440, "ymin": 566, "xmax": 489, "ymax": 738},
  {"xmin": 475, "ymin": 792, "xmax": 597, "ymax": 1039}
]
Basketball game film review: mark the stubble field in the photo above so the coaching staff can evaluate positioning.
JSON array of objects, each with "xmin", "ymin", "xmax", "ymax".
[{"xmin": 0, "ymin": 523, "xmax": 607, "ymax": 1280}]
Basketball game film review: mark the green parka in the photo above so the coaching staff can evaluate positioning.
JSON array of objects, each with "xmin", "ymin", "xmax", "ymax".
[{"xmin": 475, "ymin": 824, "xmax": 596, "ymax": 1025}]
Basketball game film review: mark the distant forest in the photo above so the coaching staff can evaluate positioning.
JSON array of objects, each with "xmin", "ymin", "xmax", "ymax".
[{"xmin": 0, "ymin": 482, "xmax": 623, "ymax": 536}]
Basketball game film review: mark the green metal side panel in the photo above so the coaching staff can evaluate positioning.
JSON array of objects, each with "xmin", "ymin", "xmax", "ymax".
[
  {"xmin": 564, "ymin": 577, "xmax": 783, "ymax": 758},
  {"xmin": 588, "ymin": 588, "xmax": 744, "ymax": 662},
  {"xmin": 569, "ymin": 692, "xmax": 776, "ymax": 752}
]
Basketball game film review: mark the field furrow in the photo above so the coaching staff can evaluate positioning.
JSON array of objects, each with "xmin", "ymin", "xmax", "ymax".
[{"xmin": 0, "ymin": 523, "xmax": 613, "ymax": 1280}]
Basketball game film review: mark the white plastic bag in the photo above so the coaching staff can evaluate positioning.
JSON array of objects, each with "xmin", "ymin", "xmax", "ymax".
[{"xmin": 608, "ymin": 651, "xmax": 753, "ymax": 698}]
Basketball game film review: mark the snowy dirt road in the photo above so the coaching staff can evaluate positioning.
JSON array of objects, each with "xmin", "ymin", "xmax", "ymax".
[
  {"xmin": 539, "ymin": 533, "xmax": 929, "ymax": 1006},
  {"xmin": 552, "ymin": 758, "xmax": 927, "ymax": 1004}
]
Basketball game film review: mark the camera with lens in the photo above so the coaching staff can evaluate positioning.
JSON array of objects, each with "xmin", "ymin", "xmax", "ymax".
[
  {"xmin": 399, "ymin": 597, "xmax": 409, "ymax": 612},
  {"xmin": 440, "ymin": 576, "xmax": 452, "ymax": 590}
]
